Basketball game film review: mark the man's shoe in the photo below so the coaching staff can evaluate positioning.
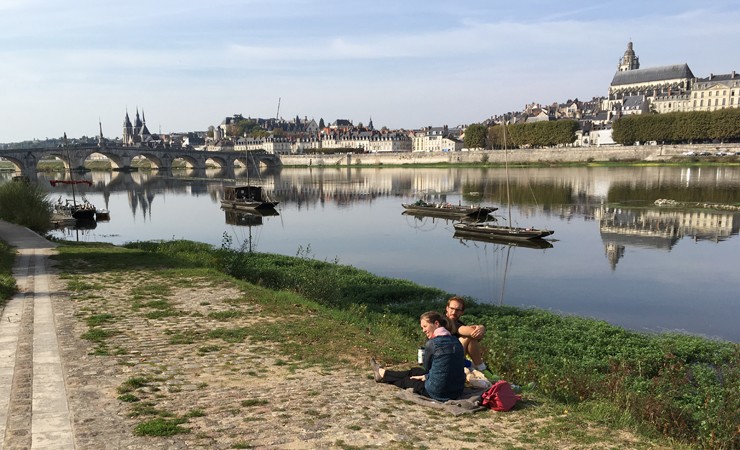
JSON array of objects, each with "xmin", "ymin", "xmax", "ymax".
[{"xmin": 370, "ymin": 358, "xmax": 383, "ymax": 382}]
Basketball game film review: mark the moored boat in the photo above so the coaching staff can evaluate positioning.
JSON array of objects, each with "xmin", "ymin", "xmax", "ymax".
[
  {"xmin": 453, "ymin": 230, "xmax": 553, "ymax": 249},
  {"xmin": 401, "ymin": 200, "xmax": 497, "ymax": 219},
  {"xmin": 453, "ymin": 222, "xmax": 554, "ymax": 241},
  {"xmin": 54, "ymin": 197, "xmax": 97, "ymax": 221},
  {"xmin": 221, "ymin": 186, "xmax": 279, "ymax": 211}
]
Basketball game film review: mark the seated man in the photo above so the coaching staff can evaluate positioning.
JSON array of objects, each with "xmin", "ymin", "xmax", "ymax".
[{"xmin": 445, "ymin": 296, "xmax": 487, "ymax": 371}]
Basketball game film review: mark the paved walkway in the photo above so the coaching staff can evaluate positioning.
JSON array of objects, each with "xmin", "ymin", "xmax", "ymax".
[{"xmin": 0, "ymin": 221, "xmax": 75, "ymax": 449}]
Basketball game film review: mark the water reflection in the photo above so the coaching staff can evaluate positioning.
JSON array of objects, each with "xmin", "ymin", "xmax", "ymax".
[{"xmin": 3, "ymin": 165, "xmax": 739, "ymax": 341}]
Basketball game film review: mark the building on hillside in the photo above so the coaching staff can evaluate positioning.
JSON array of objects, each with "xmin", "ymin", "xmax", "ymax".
[
  {"xmin": 235, "ymin": 136, "xmax": 292, "ymax": 154},
  {"xmin": 410, "ymin": 126, "xmax": 463, "ymax": 152},
  {"xmin": 691, "ymin": 72, "xmax": 740, "ymax": 111},
  {"xmin": 603, "ymin": 42, "xmax": 694, "ymax": 113},
  {"xmin": 621, "ymin": 95, "xmax": 650, "ymax": 115}
]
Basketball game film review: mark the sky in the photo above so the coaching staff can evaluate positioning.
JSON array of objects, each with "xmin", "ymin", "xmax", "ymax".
[{"xmin": 1, "ymin": 0, "xmax": 739, "ymax": 143}]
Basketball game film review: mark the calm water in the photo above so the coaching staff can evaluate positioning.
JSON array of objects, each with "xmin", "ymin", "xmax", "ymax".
[{"xmin": 13, "ymin": 165, "xmax": 740, "ymax": 342}]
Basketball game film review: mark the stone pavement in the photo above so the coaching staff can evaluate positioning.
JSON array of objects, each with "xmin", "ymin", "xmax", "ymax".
[{"xmin": 0, "ymin": 221, "xmax": 74, "ymax": 449}]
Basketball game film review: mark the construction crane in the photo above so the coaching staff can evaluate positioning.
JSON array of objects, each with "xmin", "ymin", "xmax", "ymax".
[{"xmin": 275, "ymin": 97, "xmax": 281, "ymax": 120}]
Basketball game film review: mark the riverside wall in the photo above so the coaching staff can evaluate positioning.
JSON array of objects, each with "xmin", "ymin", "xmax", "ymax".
[{"xmin": 279, "ymin": 143, "xmax": 740, "ymax": 166}]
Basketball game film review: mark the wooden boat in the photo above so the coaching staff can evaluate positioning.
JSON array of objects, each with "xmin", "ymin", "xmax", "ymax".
[
  {"xmin": 54, "ymin": 197, "xmax": 97, "ymax": 221},
  {"xmin": 52, "ymin": 133, "xmax": 101, "ymax": 222},
  {"xmin": 453, "ymin": 222, "xmax": 553, "ymax": 241},
  {"xmin": 460, "ymin": 122, "xmax": 553, "ymax": 242},
  {"xmin": 401, "ymin": 201, "xmax": 497, "ymax": 219},
  {"xmin": 221, "ymin": 185, "xmax": 279, "ymax": 211},
  {"xmin": 453, "ymin": 230, "xmax": 553, "ymax": 248}
]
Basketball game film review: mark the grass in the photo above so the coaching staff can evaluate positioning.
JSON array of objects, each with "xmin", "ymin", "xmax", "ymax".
[
  {"xmin": 47, "ymin": 240, "xmax": 739, "ymax": 449},
  {"xmin": 134, "ymin": 418, "xmax": 189, "ymax": 437}
]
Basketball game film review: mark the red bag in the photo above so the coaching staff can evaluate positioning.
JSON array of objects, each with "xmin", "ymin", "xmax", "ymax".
[{"xmin": 481, "ymin": 380, "xmax": 521, "ymax": 411}]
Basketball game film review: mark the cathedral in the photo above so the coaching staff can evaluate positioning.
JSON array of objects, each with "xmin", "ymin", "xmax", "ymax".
[
  {"xmin": 604, "ymin": 42, "xmax": 739, "ymax": 115},
  {"xmin": 122, "ymin": 109, "xmax": 157, "ymax": 146},
  {"xmin": 604, "ymin": 42, "xmax": 694, "ymax": 113}
]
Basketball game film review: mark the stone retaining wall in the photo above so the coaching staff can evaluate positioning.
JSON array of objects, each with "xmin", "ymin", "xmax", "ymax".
[{"xmin": 280, "ymin": 143, "xmax": 740, "ymax": 166}]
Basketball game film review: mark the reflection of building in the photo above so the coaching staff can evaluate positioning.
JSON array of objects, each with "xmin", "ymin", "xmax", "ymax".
[
  {"xmin": 604, "ymin": 243, "xmax": 625, "ymax": 271},
  {"xmin": 597, "ymin": 205, "xmax": 739, "ymax": 268}
]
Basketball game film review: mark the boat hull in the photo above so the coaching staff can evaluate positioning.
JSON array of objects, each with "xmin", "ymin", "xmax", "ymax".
[
  {"xmin": 453, "ymin": 231, "xmax": 553, "ymax": 249},
  {"xmin": 402, "ymin": 203, "xmax": 496, "ymax": 219},
  {"xmin": 453, "ymin": 223, "xmax": 554, "ymax": 241},
  {"xmin": 71, "ymin": 208, "xmax": 96, "ymax": 221},
  {"xmin": 220, "ymin": 200, "xmax": 280, "ymax": 212}
]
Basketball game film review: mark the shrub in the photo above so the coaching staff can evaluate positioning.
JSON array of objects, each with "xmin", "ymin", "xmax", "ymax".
[{"xmin": 0, "ymin": 180, "xmax": 53, "ymax": 233}]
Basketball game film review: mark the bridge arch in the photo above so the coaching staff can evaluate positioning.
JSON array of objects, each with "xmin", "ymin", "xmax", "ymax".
[{"xmin": 3, "ymin": 144, "xmax": 282, "ymax": 177}]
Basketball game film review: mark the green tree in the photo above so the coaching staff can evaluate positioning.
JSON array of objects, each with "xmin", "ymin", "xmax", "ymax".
[
  {"xmin": 710, "ymin": 108, "xmax": 740, "ymax": 142},
  {"xmin": 464, "ymin": 123, "xmax": 488, "ymax": 149}
]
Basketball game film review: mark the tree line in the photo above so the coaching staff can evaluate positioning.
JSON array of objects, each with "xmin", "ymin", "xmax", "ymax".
[
  {"xmin": 611, "ymin": 108, "xmax": 740, "ymax": 145},
  {"xmin": 463, "ymin": 108, "xmax": 740, "ymax": 149},
  {"xmin": 464, "ymin": 120, "xmax": 580, "ymax": 149}
]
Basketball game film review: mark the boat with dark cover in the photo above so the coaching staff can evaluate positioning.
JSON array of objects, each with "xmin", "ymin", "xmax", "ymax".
[
  {"xmin": 402, "ymin": 201, "xmax": 497, "ymax": 219},
  {"xmin": 221, "ymin": 186, "xmax": 279, "ymax": 211}
]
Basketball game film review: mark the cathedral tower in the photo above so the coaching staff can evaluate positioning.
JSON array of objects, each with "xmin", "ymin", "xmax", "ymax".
[{"xmin": 618, "ymin": 41, "xmax": 640, "ymax": 72}]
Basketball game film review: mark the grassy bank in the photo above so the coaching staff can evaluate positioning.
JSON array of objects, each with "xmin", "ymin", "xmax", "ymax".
[
  {"xmin": 2, "ymin": 238, "xmax": 735, "ymax": 448},
  {"xmin": 101, "ymin": 240, "xmax": 737, "ymax": 449}
]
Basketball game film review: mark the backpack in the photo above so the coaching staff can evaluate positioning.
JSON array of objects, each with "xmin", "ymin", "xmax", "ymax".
[{"xmin": 481, "ymin": 380, "xmax": 521, "ymax": 411}]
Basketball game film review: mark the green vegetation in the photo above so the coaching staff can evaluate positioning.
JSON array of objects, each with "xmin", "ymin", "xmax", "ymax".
[
  {"xmin": 489, "ymin": 120, "xmax": 580, "ymax": 149},
  {"xmin": 463, "ymin": 123, "xmax": 488, "ymax": 149},
  {"xmin": 0, "ymin": 241, "xmax": 17, "ymax": 305},
  {"xmin": 134, "ymin": 418, "xmax": 190, "ymax": 437},
  {"xmin": 0, "ymin": 179, "xmax": 53, "ymax": 233},
  {"xmin": 612, "ymin": 109, "xmax": 740, "ymax": 145},
  {"xmin": 48, "ymin": 240, "xmax": 739, "ymax": 449}
]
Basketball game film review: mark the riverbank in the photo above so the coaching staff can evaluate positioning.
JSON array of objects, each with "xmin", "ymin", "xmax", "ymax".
[
  {"xmin": 279, "ymin": 143, "xmax": 740, "ymax": 167},
  {"xmin": 0, "ymin": 230, "xmax": 714, "ymax": 449},
  {"xmin": 11, "ymin": 238, "xmax": 728, "ymax": 449}
]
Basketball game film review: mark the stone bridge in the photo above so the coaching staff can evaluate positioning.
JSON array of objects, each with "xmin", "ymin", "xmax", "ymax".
[{"xmin": 0, "ymin": 144, "xmax": 282, "ymax": 179}]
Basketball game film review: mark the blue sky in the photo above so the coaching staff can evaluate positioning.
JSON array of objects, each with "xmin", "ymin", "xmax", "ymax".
[{"xmin": 1, "ymin": 0, "xmax": 739, "ymax": 143}]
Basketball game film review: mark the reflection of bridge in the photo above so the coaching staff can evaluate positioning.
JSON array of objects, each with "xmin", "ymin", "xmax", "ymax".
[{"xmin": 0, "ymin": 144, "xmax": 281, "ymax": 179}]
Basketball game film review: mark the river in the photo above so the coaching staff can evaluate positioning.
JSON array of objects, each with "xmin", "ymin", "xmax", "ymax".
[{"xmin": 13, "ymin": 165, "xmax": 740, "ymax": 342}]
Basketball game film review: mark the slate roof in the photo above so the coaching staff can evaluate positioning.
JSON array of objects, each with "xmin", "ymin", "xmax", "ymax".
[
  {"xmin": 696, "ymin": 72, "xmax": 739, "ymax": 82},
  {"xmin": 622, "ymin": 95, "xmax": 646, "ymax": 109},
  {"xmin": 610, "ymin": 64, "xmax": 694, "ymax": 86}
]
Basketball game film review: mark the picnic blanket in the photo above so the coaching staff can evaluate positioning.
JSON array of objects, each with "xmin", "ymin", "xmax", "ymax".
[{"xmin": 395, "ymin": 387, "xmax": 488, "ymax": 416}]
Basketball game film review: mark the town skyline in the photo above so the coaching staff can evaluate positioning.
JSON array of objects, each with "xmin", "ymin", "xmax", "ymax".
[{"xmin": 1, "ymin": 1, "xmax": 739, "ymax": 143}]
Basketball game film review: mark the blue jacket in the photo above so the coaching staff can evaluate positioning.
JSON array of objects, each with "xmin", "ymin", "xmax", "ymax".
[{"xmin": 422, "ymin": 334, "xmax": 466, "ymax": 401}]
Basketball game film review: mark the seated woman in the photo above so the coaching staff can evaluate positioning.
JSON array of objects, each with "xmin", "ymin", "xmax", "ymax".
[{"xmin": 371, "ymin": 311, "xmax": 466, "ymax": 402}]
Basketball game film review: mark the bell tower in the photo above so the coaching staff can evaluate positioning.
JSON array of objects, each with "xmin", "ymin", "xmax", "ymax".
[{"xmin": 618, "ymin": 41, "xmax": 640, "ymax": 72}]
